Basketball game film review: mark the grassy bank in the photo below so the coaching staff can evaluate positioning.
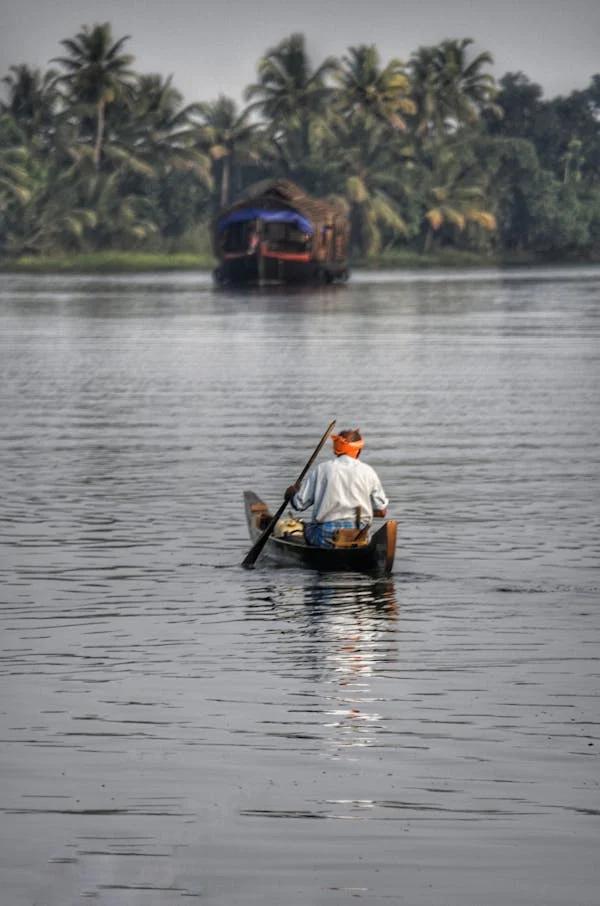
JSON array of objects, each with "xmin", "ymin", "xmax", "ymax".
[
  {"xmin": 1, "ymin": 248, "xmax": 597, "ymax": 274},
  {"xmin": 0, "ymin": 251, "xmax": 214, "ymax": 273},
  {"xmin": 353, "ymin": 248, "xmax": 497, "ymax": 269},
  {"xmin": 356, "ymin": 248, "xmax": 600, "ymax": 269}
]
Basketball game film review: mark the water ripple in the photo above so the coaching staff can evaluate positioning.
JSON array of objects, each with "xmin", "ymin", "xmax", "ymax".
[{"xmin": 1, "ymin": 270, "xmax": 599, "ymax": 905}]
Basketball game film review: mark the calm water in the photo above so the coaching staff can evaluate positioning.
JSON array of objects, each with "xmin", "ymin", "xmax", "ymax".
[{"xmin": 1, "ymin": 268, "xmax": 599, "ymax": 905}]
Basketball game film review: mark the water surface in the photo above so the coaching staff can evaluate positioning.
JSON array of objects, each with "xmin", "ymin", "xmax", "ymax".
[{"xmin": 1, "ymin": 267, "xmax": 599, "ymax": 905}]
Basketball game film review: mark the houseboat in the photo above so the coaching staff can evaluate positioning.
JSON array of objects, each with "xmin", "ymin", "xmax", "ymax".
[{"xmin": 212, "ymin": 179, "xmax": 350, "ymax": 286}]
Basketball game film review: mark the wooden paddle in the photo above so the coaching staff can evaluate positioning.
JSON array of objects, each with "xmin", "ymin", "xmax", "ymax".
[{"xmin": 241, "ymin": 418, "xmax": 336, "ymax": 569}]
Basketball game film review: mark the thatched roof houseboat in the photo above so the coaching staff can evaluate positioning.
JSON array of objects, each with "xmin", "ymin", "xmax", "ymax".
[{"xmin": 212, "ymin": 179, "xmax": 349, "ymax": 285}]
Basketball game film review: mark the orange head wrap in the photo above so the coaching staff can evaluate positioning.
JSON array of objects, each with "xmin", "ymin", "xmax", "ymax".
[{"xmin": 332, "ymin": 430, "xmax": 364, "ymax": 459}]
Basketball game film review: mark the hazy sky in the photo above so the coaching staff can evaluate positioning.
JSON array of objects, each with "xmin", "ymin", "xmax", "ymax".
[{"xmin": 1, "ymin": 0, "xmax": 599, "ymax": 104}]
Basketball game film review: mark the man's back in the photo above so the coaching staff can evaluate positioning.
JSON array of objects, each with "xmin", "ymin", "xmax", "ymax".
[{"xmin": 292, "ymin": 454, "xmax": 388, "ymax": 524}]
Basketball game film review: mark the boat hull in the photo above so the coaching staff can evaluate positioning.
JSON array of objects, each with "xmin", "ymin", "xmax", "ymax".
[
  {"xmin": 244, "ymin": 491, "xmax": 396, "ymax": 575},
  {"xmin": 215, "ymin": 252, "xmax": 348, "ymax": 286}
]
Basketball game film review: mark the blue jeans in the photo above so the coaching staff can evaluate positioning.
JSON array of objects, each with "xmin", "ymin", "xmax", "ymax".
[{"xmin": 305, "ymin": 519, "xmax": 357, "ymax": 549}]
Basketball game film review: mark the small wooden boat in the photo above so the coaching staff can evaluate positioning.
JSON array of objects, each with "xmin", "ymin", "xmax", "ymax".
[
  {"xmin": 244, "ymin": 491, "xmax": 397, "ymax": 575},
  {"xmin": 213, "ymin": 179, "xmax": 349, "ymax": 286}
]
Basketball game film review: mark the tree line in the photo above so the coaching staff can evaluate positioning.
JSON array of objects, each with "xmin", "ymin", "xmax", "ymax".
[{"xmin": 1, "ymin": 23, "xmax": 599, "ymax": 261}]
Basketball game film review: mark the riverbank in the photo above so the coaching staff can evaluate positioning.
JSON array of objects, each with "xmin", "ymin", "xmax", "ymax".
[
  {"xmin": 0, "ymin": 248, "xmax": 597, "ymax": 274},
  {"xmin": 0, "ymin": 251, "xmax": 215, "ymax": 273},
  {"xmin": 355, "ymin": 248, "xmax": 600, "ymax": 269}
]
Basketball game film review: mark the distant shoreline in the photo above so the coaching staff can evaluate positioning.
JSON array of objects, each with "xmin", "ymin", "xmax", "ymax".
[
  {"xmin": 0, "ymin": 252, "xmax": 215, "ymax": 274},
  {"xmin": 0, "ymin": 249, "xmax": 597, "ymax": 274}
]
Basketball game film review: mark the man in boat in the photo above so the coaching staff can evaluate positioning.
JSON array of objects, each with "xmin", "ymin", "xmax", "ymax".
[{"xmin": 284, "ymin": 429, "xmax": 388, "ymax": 548}]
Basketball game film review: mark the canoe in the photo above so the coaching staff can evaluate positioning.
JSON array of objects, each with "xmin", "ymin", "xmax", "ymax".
[{"xmin": 244, "ymin": 491, "xmax": 397, "ymax": 575}]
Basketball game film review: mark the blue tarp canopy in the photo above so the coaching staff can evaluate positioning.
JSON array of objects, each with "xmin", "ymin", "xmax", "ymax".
[{"xmin": 217, "ymin": 207, "xmax": 314, "ymax": 235}]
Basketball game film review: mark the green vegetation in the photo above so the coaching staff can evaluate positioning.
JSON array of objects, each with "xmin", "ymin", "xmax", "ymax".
[
  {"xmin": 0, "ymin": 251, "xmax": 213, "ymax": 272},
  {"xmin": 1, "ymin": 24, "xmax": 599, "ymax": 268}
]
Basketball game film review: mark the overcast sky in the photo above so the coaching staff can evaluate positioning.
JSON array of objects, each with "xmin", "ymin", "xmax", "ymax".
[{"xmin": 2, "ymin": 0, "xmax": 599, "ymax": 104}]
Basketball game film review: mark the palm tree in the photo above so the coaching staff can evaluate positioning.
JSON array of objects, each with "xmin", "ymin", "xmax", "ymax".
[
  {"xmin": 1, "ymin": 65, "xmax": 60, "ymax": 145},
  {"xmin": 196, "ymin": 95, "xmax": 259, "ymax": 207},
  {"xmin": 53, "ymin": 22, "xmax": 134, "ymax": 169},
  {"xmin": 24, "ymin": 161, "xmax": 158, "ymax": 253},
  {"xmin": 335, "ymin": 45, "xmax": 415, "ymax": 130},
  {"xmin": 244, "ymin": 33, "xmax": 336, "ymax": 169},
  {"xmin": 0, "ymin": 149, "xmax": 32, "ymax": 205},
  {"xmin": 113, "ymin": 74, "xmax": 211, "ymax": 184},
  {"xmin": 409, "ymin": 44, "xmax": 443, "ymax": 138},
  {"xmin": 327, "ymin": 113, "xmax": 411, "ymax": 256},
  {"xmin": 0, "ymin": 125, "xmax": 95, "ymax": 256},
  {"xmin": 438, "ymin": 39, "xmax": 499, "ymax": 126},
  {"xmin": 82, "ymin": 170, "xmax": 159, "ymax": 246},
  {"xmin": 410, "ymin": 38, "xmax": 499, "ymax": 137},
  {"xmin": 421, "ymin": 146, "xmax": 496, "ymax": 250},
  {"xmin": 0, "ymin": 117, "xmax": 33, "ymax": 210}
]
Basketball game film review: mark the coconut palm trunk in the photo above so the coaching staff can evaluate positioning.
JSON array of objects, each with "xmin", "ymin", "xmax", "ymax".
[
  {"xmin": 423, "ymin": 226, "xmax": 434, "ymax": 253},
  {"xmin": 93, "ymin": 96, "xmax": 107, "ymax": 169},
  {"xmin": 220, "ymin": 154, "xmax": 230, "ymax": 208}
]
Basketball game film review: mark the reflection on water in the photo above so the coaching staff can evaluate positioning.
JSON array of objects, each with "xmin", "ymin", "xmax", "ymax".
[
  {"xmin": 317, "ymin": 580, "xmax": 397, "ymax": 757},
  {"xmin": 1, "ymin": 269, "xmax": 599, "ymax": 906},
  {"xmin": 246, "ymin": 577, "xmax": 398, "ymax": 756}
]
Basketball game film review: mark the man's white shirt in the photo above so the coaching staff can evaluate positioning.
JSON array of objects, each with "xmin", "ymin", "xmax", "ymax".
[{"xmin": 291, "ymin": 455, "xmax": 388, "ymax": 524}]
